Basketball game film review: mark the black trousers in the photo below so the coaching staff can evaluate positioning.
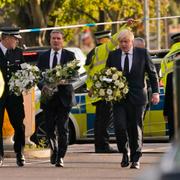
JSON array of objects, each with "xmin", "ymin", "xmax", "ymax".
[
  {"xmin": 94, "ymin": 100, "xmax": 112, "ymax": 150},
  {"xmin": 43, "ymin": 97, "xmax": 70, "ymax": 159},
  {"xmin": 113, "ymin": 101, "xmax": 145, "ymax": 162},
  {"xmin": 168, "ymin": 113, "xmax": 174, "ymax": 141},
  {"xmin": 0, "ymin": 94, "xmax": 25, "ymax": 157}
]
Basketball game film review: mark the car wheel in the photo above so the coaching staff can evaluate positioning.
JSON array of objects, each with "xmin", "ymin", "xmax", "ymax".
[{"xmin": 69, "ymin": 120, "xmax": 76, "ymax": 145}]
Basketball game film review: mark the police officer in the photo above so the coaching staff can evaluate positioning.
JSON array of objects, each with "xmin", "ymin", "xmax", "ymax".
[
  {"xmin": 0, "ymin": 27, "xmax": 25, "ymax": 167},
  {"xmin": 86, "ymin": 31, "xmax": 118, "ymax": 153},
  {"xmin": 163, "ymin": 32, "xmax": 180, "ymax": 141}
]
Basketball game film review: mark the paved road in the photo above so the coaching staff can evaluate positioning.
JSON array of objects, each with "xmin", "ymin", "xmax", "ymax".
[{"xmin": 0, "ymin": 143, "xmax": 171, "ymax": 180}]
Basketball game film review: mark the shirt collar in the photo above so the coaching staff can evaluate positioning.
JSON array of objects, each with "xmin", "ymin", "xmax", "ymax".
[
  {"xmin": 51, "ymin": 48, "xmax": 62, "ymax": 55},
  {"xmin": 0, "ymin": 42, "xmax": 7, "ymax": 55},
  {"xmin": 122, "ymin": 47, "xmax": 133, "ymax": 55}
]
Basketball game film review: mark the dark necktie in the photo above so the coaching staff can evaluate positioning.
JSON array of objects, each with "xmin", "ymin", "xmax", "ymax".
[
  {"xmin": 52, "ymin": 51, "xmax": 58, "ymax": 68},
  {"xmin": 124, "ymin": 53, "xmax": 129, "ymax": 75},
  {"xmin": 5, "ymin": 49, "xmax": 10, "ymax": 58}
]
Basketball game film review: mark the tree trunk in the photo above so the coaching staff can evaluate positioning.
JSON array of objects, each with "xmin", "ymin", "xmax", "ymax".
[
  {"xmin": 97, "ymin": 9, "xmax": 105, "ymax": 31},
  {"xmin": 106, "ymin": 10, "xmax": 119, "ymax": 34},
  {"xmin": 29, "ymin": 0, "xmax": 46, "ymax": 45}
]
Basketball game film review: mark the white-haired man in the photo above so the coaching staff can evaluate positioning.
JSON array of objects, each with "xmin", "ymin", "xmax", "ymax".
[{"xmin": 106, "ymin": 29, "xmax": 159, "ymax": 169}]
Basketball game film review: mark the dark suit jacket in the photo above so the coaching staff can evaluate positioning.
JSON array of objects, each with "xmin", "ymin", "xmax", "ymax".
[
  {"xmin": 0, "ymin": 47, "xmax": 24, "ymax": 86},
  {"xmin": 37, "ymin": 49, "xmax": 76, "ymax": 109},
  {"xmin": 0, "ymin": 47, "xmax": 25, "ymax": 119},
  {"xmin": 106, "ymin": 47, "xmax": 159, "ymax": 105}
]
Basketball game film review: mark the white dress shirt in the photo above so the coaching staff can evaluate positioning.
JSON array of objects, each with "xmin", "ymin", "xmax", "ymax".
[
  {"xmin": 121, "ymin": 48, "xmax": 133, "ymax": 72},
  {"xmin": 49, "ymin": 49, "xmax": 62, "ymax": 69},
  {"xmin": 0, "ymin": 42, "xmax": 7, "ymax": 55}
]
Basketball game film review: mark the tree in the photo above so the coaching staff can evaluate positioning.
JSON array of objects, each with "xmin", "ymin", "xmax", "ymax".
[
  {"xmin": 0, "ymin": 0, "xmax": 174, "ymax": 47},
  {"xmin": 0, "ymin": 0, "xmax": 64, "ymax": 45}
]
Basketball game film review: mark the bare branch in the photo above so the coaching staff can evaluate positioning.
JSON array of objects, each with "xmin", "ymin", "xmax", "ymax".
[{"xmin": 75, "ymin": 7, "xmax": 98, "ymax": 22}]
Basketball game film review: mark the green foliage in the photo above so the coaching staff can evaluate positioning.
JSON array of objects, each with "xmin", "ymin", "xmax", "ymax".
[{"xmin": 0, "ymin": 0, "xmax": 176, "ymax": 46}]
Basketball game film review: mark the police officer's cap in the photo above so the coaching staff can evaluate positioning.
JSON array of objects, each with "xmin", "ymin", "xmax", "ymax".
[
  {"xmin": 94, "ymin": 30, "xmax": 111, "ymax": 39},
  {"xmin": 171, "ymin": 33, "xmax": 180, "ymax": 41},
  {"xmin": 0, "ymin": 27, "xmax": 22, "ymax": 39}
]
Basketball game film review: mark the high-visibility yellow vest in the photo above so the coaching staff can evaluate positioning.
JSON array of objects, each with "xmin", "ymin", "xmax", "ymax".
[
  {"xmin": 0, "ymin": 70, "xmax": 4, "ymax": 98},
  {"xmin": 161, "ymin": 42, "xmax": 180, "ymax": 87},
  {"xmin": 84, "ymin": 24, "xmax": 129, "ymax": 90}
]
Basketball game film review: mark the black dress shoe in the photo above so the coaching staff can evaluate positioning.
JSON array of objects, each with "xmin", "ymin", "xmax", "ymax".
[
  {"xmin": 16, "ymin": 153, "xmax": 25, "ymax": 167},
  {"xmin": 55, "ymin": 158, "xmax": 64, "ymax": 167},
  {"xmin": 121, "ymin": 154, "xmax": 129, "ymax": 167},
  {"xmin": 130, "ymin": 162, "xmax": 140, "ymax": 169},
  {"xmin": 0, "ymin": 156, "xmax": 3, "ymax": 167},
  {"xmin": 95, "ymin": 147, "xmax": 118, "ymax": 153},
  {"xmin": 50, "ymin": 151, "xmax": 57, "ymax": 165}
]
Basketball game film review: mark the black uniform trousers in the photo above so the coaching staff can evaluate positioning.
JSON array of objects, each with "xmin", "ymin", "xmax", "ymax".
[
  {"xmin": 163, "ymin": 72, "xmax": 174, "ymax": 140},
  {"xmin": 94, "ymin": 100, "xmax": 112, "ymax": 150},
  {"xmin": 0, "ymin": 92, "xmax": 25, "ymax": 157},
  {"xmin": 43, "ymin": 94, "xmax": 70, "ymax": 159},
  {"xmin": 113, "ymin": 101, "xmax": 145, "ymax": 162}
]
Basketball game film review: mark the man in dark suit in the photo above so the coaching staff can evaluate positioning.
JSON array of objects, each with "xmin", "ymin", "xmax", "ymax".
[
  {"xmin": 37, "ymin": 30, "xmax": 75, "ymax": 167},
  {"xmin": 0, "ymin": 27, "xmax": 25, "ymax": 167},
  {"xmin": 106, "ymin": 29, "xmax": 159, "ymax": 169}
]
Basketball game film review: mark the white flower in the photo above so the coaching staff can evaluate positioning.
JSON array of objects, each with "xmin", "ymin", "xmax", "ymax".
[
  {"xmin": 20, "ymin": 63, "xmax": 31, "ymax": 70},
  {"xmin": 20, "ymin": 63, "xmax": 28, "ymax": 69},
  {"xmin": 56, "ymin": 71, "xmax": 62, "ymax": 77},
  {"xmin": 93, "ymin": 75, "xmax": 98, "ymax": 81},
  {"xmin": 32, "ymin": 66, "xmax": 39, "ymax": 72},
  {"xmin": 99, "ymin": 89, "xmax": 105, "ymax": 96},
  {"xmin": 123, "ymin": 87, "xmax": 129, "ymax": 94},
  {"xmin": 114, "ymin": 80, "xmax": 120, "ymax": 86},
  {"xmin": 67, "ymin": 63, "xmax": 74, "ymax": 68},
  {"xmin": 99, "ymin": 76, "xmax": 104, "ymax": 81},
  {"xmin": 119, "ymin": 82, "xmax": 124, "ymax": 88},
  {"xmin": 15, "ymin": 79, "xmax": 22, "ymax": 87},
  {"xmin": 112, "ymin": 74, "xmax": 118, "ymax": 81},
  {"xmin": 107, "ymin": 96, "xmax": 113, "ymax": 101},
  {"xmin": 95, "ymin": 81, "xmax": 101, "ymax": 88},
  {"xmin": 9, "ymin": 64, "xmax": 40, "ymax": 96},
  {"xmin": 106, "ymin": 89, "xmax": 113, "ymax": 95},
  {"xmin": 111, "ymin": 67, "xmax": 117, "ymax": 71},
  {"xmin": 106, "ymin": 69, "xmax": 112, "ymax": 76},
  {"xmin": 117, "ymin": 71, "xmax": 123, "ymax": 76}
]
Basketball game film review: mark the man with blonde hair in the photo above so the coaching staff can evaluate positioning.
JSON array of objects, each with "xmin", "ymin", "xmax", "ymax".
[{"xmin": 106, "ymin": 29, "xmax": 159, "ymax": 169}]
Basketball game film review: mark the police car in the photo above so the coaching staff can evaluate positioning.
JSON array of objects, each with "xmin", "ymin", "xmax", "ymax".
[{"xmin": 24, "ymin": 48, "xmax": 169, "ymax": 145}]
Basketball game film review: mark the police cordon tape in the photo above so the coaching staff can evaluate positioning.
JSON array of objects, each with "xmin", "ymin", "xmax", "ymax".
[{"xmin": 19, "ymin": 15, "xmax": 180, "ymax": 33}]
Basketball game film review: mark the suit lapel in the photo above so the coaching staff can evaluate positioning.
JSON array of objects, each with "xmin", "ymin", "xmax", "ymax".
[
  {"xmin": 46, "ymin": 50, "xmax": 51, "ymax": 69},
  {"xmin": 116, "ymin": 49, "xmax": 122, "ymax": 71},
  {"xmin": 130, "ymin": 48, "xmax": 137, "ymax": 73},
  {"xmin": 0, "ymin": 48, "xmax": 6, "ymax": 66},
  {"xmin": 60, "ymin": 49, "xmax": 65, "ymax": 66},
  {"xmin": 0, "ymin": 48, "xmax": 5, "ymax": 57}
]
